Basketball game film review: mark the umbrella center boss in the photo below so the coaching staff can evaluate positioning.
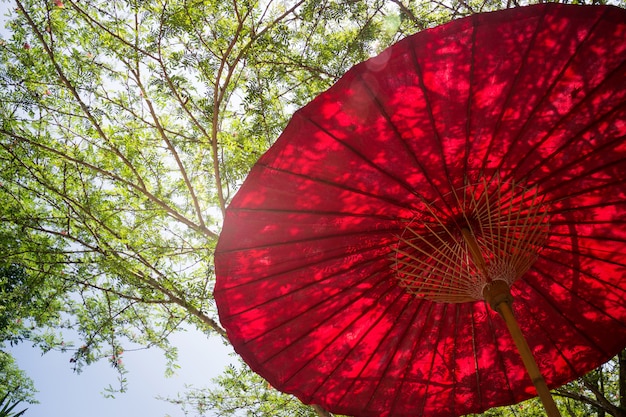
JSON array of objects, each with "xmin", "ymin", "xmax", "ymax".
[{"xmin": 392, "ymin": 175, "xmax": 550, "ymax": 305}]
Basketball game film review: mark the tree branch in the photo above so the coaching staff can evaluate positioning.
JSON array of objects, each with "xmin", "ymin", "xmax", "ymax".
[
  {"xmin": 131, "ymin": 68, "xmax": 208, "ymax": 231},
  {"xmin": 1, "ymin": 130, "xmax": 217, "ymax": 239},
  {"xmin": 389, "ymin": 0, "xmax": 426, "ymax": 30},
  {"xmin": 16, "ymin": 0, "xmax": 148, "ymax": 191},
  {"xmin": 311, "ymin": 404, "xmax": 333, "ymax": 417}
]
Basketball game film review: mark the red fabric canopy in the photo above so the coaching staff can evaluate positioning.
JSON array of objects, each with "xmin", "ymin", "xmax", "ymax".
[{"xmin": 215, "ymin": 4, "xmax": 626, "ymax": 416}]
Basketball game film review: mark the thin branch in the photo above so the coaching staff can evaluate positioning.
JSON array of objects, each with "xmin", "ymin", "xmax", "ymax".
[
  {"xmin": 6, "ymin": 151, "xmax": 227, "ymax": 339},
  {"xmin": 555, "ymin": 382, "xmax": 624, "ymax": 417},
  {"xmin": 311, "ymin": 404, "xmax": 334, "ymax": 417},
  {"xmin": 130, "ymin": 66, "xmax": 208, "ymax": 231},
  {"xmin": 389, "ymin": 0, "xmax": 425, "ymax": 29},
  {"xmin": 1, "ymin": 130, "xmax": 217, "ymax": 239},
  {"xmin": 15, "ymin": 0, "xmax": 148, "ymax": 191},
  {"xmin": 66, "ymin": 0, "xmax": 158, "ymax": 60},
  {"xmin": 554, "ymin": 389, "xmax": 608, "ymax": 413}
]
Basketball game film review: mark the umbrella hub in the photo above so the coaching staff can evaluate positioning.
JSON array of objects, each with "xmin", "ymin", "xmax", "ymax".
[
  {"xmin": 482, "ymin": 279, "xmax": 514, "ymax": 310},
  {"xmin": 393, "ymin": 177, "xmax": 549, "ymax": 303}
]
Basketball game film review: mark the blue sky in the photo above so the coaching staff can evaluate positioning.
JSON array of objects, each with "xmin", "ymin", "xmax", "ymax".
[{"xmin": 10, "ymin": 328, "xmax": 236, "ymax": 417}]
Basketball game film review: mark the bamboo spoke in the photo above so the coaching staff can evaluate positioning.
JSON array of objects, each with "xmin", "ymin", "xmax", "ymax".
[{"xmin": 392, "ymin": 176, "xmax": 549, "ymax": 302}]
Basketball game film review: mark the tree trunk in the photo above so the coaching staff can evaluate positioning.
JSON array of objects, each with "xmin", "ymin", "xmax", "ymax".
[{"xmin": 619, "ymin": 350, "xmax": 626, "ymax": 417}]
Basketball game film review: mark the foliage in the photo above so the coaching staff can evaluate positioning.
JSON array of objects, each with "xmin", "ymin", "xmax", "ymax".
[
  {"xmin": 0, "ymin": 261, "xmax": 58, "ymax": 403},
  {"xmin": 0, "ymin": 352, "xmax": 35, "ymax": 404},
  {"xmin": 164, "ymin": 352, "xmax": 626, "ymax": 417},
  {"xmin": 0, "ymin": 0, "xmax": 625, "ymax": 416},
  {"xmin": 162, "ymin": 357, "xmax": 332, "ymax": 417},
  {"xmin": 0, "ymin": 391, "xmax": 27, "ymax": 417},
  {"xmin": 0, "ymin": 262, "xmax": 64, "ymax": 347},
  {"xmin": 0, "ymin": 0, "xmax": 396, "ymax": 412},
  {"xmin": 466, "ymin": 352, "xmax": 626, "ymax": 417}
]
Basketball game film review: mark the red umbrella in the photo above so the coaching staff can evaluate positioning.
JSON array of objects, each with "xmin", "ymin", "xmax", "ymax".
[{"xmin": 214, "ymin": 4, "xmax": 626, "ymax": 417}]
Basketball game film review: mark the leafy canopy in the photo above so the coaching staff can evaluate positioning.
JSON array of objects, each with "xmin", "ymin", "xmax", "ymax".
[{"xmin": 0, "ymin": 0, "xmax": 624, "ymax": 416}]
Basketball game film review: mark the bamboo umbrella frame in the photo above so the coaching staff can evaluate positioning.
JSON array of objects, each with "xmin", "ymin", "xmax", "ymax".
[
  {"xmin": 393, "ymin": 175, "xmax": 561, "ymax": 416},
  {"xmin": 214, "ymin": 6, "xmax": 626, "ymax": 416}
]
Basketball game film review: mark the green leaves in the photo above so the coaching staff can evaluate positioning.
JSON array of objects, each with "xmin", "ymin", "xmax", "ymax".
[
  {"xmin": 1, "ymin": 0, "xmax": 224, "ymax": 392},
  {"xmin": 0, "ymin": 391, "xmax": 28, "ymax": 417},
  {"xmin": 0, "ymin": 0, "xmax": 404, "ymax": 410},
  {"xmin": 0, "ymin": 352, "xmax": 37, "ymax": 405},
  {"xmin": 162, "ymin": 358, "xmax": 336, "ymax": 417},
  {"xmin": 3, "ymin": 1, "xmax": 624, "ymax": 416}
]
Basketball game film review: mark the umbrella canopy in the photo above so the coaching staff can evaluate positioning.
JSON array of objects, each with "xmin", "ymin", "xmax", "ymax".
[{"xmin": 214, "ymin": 4, "xmax": 626, "ymax": 417}]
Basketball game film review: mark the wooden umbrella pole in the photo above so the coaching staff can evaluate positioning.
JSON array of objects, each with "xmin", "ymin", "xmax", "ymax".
[
  {"xmin": 461, "ymin": 229, "xmax": 562, "ymax": 417},
  {"xmin": 483, "ymin": 281, "xmax": 562, "ymax": 417}
]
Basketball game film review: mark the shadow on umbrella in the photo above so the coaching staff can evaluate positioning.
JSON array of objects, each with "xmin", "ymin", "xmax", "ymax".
[{"xmin": 215, "ymin": 3, "xmax": 626, "ymax": 416}]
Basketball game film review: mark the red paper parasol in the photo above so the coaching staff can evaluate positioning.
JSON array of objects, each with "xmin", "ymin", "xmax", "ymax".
[{"xmin": 214, "ymin": 4, "xmax": 626, "ymax": 417}]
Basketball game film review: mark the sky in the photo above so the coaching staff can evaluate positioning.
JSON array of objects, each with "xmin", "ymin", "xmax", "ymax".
[{"xmin": 9, "ymin": 328, "xmax": 236, "ymax": 417}]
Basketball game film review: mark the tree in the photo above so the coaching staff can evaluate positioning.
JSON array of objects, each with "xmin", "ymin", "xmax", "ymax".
[
  {"xmin": 0, "ymin": 352, "xmax": 36, "ymax": 405},
  {"xmin": 0, "ymin": 391, "xmax": 27, "ymax": 417},
  {"xmin": 0, "ymin": 0, "xmax": 625, "ymax": 416},
  {"xmin": 162, "ymin": 357, "xmax": 332, "ymax": 417},
  {"xmin": 0, "ymin": 0, "xmax": 392, "ymax": 412},
  {"xmin": 462, "ymin": 351, "xmax": 626, "ymax": 417},
  {"xmin": 554, "ymin": 352, "xmax": 626, "ymax": 417},
  {"xmin": 0, "ymin": 261, "xmax": 60, "ymax": 403},
  {"xmin": 162, "ymin": 351, "xmax": 626, "ymax": 417}
]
